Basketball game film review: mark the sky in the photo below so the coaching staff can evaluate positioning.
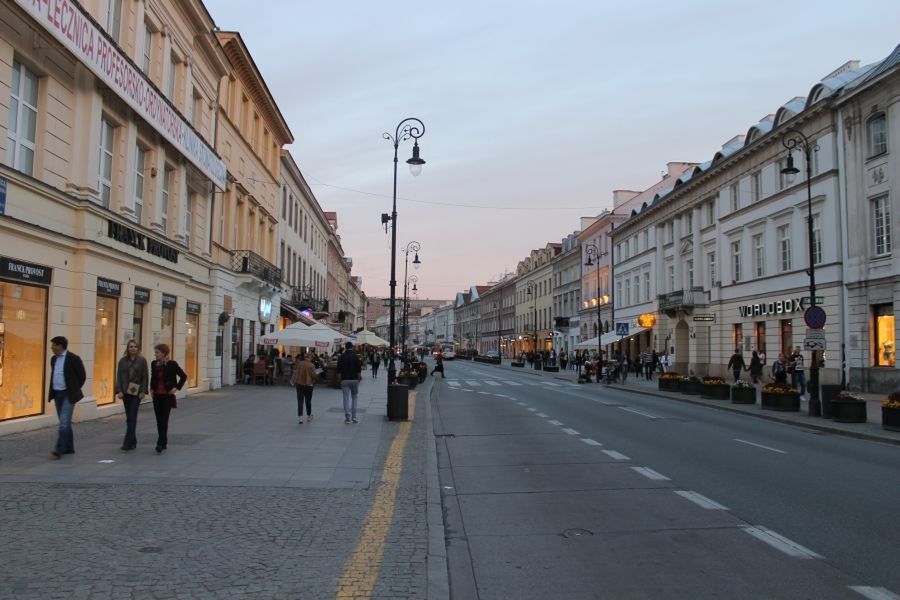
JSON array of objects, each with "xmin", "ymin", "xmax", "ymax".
[{"xmin": 210, "ymin": 0, "xmax": 900, "ymax": 300}]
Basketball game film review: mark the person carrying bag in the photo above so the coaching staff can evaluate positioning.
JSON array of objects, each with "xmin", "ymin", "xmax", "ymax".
[{"xmin": 115, "ymin": 339, "xmax": 149, "ymax": 452}]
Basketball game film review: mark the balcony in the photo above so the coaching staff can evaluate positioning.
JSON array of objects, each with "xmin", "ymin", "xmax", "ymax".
[
  {"xmin": 285, "ymin": 285, "xmax": 329, "ymax": 313},
  {"xmin": 232, "ymin": 250, "xmax": 282, "ymax": 287},
  {"xmin": 657, "ymin": 288, "xmax": 709, "ymax": 316}
]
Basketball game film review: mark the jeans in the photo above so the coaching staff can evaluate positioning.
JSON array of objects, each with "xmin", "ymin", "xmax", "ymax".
[
  {"xmin": 152, "ymin": 394, "xmax": 174, "ymax": 449},
  {"xmin": 733, "ymin": 370, "xmax": 742, "ymax": 382},
  {"xmin": 122, "ymin": 394, "xmax": 141, "ymax": 448},
  {"xmin": 792, "ymin": 371, "xmax": 807, "ymax": 396},
  {"xmin": 295, "ymin": 385, "xmax": 313, "ymax": 417},
  {"xmin": 371, "ymin": 363, "xmax": 379, "ymax": 378},
  {"xmin": 53, "ymin": 392, "xmax": 75, "ymax": 452},
  {"xmin": 341, "ymin": 379, "xmax": 360, "ymax": 419},
  {"xmin": 644, "ymin": 365, "xmax": 654, "ymax": 380}
]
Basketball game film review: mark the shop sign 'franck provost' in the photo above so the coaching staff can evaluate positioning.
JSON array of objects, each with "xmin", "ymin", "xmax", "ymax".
[{"xmin": 738, "ymin": 297, "xmax": 804, "ymax": 318}]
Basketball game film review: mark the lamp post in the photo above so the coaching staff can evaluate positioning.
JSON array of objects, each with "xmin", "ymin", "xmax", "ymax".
[
  {"xmin": 494, "ymin": 302, "xmax": 502, "ymax": 363},
  {"xmin": 525, "ymin": 281, "xmax": 538, "ymax": 367},
  {"xmin": 584, "ymin": 243, "xmax": 609, "ymax": 374},
  {"xmin": 402, "ymin": 274, "xmax": 418, "ymax": 358},
  {"xmin": 781, "ymin": 128, "xmax": 821, "ymax": 416},
  {"xmin": 383, "ymin": 119, "xmax": 425, "ymax": 385}
]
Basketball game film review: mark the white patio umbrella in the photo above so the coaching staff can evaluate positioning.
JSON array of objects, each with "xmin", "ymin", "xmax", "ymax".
[
  {"xmin": 352, "ymin": 330, "xmax": 390, "ymax": 347},
  {"xmin": 575, "ymin": 336, "xmax": 600, "ymax": 350},
  {"xmin": 260, "ymin": 321, "xmax": 347, "ymax": 349}
]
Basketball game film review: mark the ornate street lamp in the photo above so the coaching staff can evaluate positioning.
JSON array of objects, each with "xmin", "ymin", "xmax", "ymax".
[
  {"xmin": 584, "ymin": 242, "xmax": 608, "ymax": 375},
  {"xmin": 402, "ymin": 273, "xmax": 419, "ymax": 357},
  {"xmin": 525, "ymin": 281, "xmax": 538, "ymax": 368},
  {"xmin": 383, "ymin": 119, "xmax": 425, "ymax": 385},
  {"xmin": 781, "ymin": 128, "xmax": 821, "ymax": 416}
]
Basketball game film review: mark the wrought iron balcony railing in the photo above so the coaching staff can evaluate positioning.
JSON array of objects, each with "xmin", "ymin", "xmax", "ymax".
[
  {"xmin": 232, "ymin": 250, "xmax": 282, "ymax": 286},
  {"xmin": 657, "ymin": 288, "xmax": 709, "ymax": 313},
  {"xmin": 285, "ymin": 285, "xmax": 329, "ymax": 313}
]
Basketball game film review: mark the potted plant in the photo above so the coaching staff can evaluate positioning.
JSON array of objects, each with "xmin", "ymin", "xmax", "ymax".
[
  {"xmin": 701, "ymin": 377, "xmax": 730, "ymax": 400},
  {"xmin": 680, "ymin": 375, "xmax": 702, "ymax": 395},
  {"xmin": 398, "ymin": 368, "xmax": 418, "ymax": 389},
  {"xmin": 760, "ymin": 382, "xmax": 800, "ymax": 411},
  {"xmin": 831, "ymin": 391, "xmax": 867, "ymax": 423},
  {"xmin": 416, "ymin": 362, "xmax": 428, "ymax": 383},
  {"xmin": 883, "ymin": 392, "xmax": 900, "ymax": 431},
  {"xmin": 731, "ymin": 380, "xmax": 756, "ymax": 404},
  {"xmin": 658, "ymin": 372, "xmax": 680, "ymax": 391}
]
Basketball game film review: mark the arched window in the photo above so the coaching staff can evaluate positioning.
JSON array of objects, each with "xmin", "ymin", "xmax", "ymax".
[{"xmin": 868, "ymin": 114, "xmax": 887, "ymax": 157}]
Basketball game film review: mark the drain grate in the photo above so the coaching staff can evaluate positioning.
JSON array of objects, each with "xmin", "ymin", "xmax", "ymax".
[
  {"xmin": 562, "ymin": 528, "xmax": 594, "ymax": 539},
  {"xmin": 435, "ymin": 434, "xmax": 456, "ymax": 439}
]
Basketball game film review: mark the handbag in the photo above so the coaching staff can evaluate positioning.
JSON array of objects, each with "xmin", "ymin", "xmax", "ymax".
[{"xmin": 126, "ymin": 382, "xmax": 140, "ymax": 396}]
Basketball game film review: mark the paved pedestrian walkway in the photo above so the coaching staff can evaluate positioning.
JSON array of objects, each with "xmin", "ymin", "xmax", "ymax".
[
  {"xmin": 0, "ymin": 375, "xmax": 445, "ymax": 599},
  {"xmin": 482, "ymin": 360, "xmax": 900, "ymax": 446}
]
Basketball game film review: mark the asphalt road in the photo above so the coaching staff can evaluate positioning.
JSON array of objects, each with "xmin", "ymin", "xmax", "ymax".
[{"xmin": 432, "ymin": 359, "xmax": 900, "ymax": 600}]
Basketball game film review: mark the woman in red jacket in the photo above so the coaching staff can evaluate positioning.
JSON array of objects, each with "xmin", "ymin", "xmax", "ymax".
[{"xmin": 149, "ymin": 344, "xmax": 187, "ymax": 454}]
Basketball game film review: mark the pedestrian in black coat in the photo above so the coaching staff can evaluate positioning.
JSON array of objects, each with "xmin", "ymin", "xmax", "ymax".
[
  {"xmin": 149, "ymin": 343, "xmax": 187, "ymax": 454},
  {"xmin": 47, "ymin": 336, "xmax": 86, "ymax": 458}
]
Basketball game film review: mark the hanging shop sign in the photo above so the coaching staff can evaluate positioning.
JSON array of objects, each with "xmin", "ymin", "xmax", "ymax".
[
  {"xmin": 96, "ymin": 277, "xmax": 121, "ymax": 297},
  {"xmin": 107, "ymin": 221, "xmax": 179, "ymax": 264},
  {"xmin": 134, "ymin": 287, "xmax": 150, "ymax": 304},
  {"xmin": 738, "ymin": 297, "xmax": 803, "ymax": 318},
  {"xmin": 12, "ymin": 0, "xmax": 226, "ymax": 190},
  {"xmin": 162, "ymin": 294, "xmax": 177, "ymax": 309},
  {"xmin": 186, "ymin": 301, "xmax": 202, "ymax": 315},
  {"xmin": 258, "ymin": 296, "xmax": 273, "ymax": 323},
  {"xmin": 0, "ymin": 256, "xmax": 52, "ymax": 284}
]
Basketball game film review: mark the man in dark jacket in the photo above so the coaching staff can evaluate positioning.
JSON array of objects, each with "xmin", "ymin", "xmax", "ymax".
[
  {"xmin": 727, "ymin": 349, "xmax": 747, "ymax": 382},
  {"xmin": 47, "ymin": 336, "xmax": 87, "ymax": 458},
  {"xmin": 336, "ymin": 342, "xmax": 362, "ymax": 424}
]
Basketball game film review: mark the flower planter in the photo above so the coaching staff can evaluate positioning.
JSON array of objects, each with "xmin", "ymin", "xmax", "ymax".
[
  {"xmin": 701, "ymin": 384, "xmax": 730, "ymax": 400},
  {"xmin": 399, "ymin": 376, "xmax": 418, "ymax": 390},
  {"xmin": 831, "ymin": 400, "xmax": 866, "ymax": 423},
  {"xmin": 883, "ymin": 406, "xmax": 900, "ymax": 431},
  {"xmin": 543, "ymin": 366, "xmax": 559, "ymax": 373},
  {"xmin": 511, "ymin": 362, "xmax": 525, "ymax": 368},
  {"xmin": 658, "ymin": 379, "xmax": 678, "ymax": 391},
  {"xmin": 820, "ymin": 384, "xmax": 842, "ymax": 419},
  {"xmin": 680, "ymin": 380, "xmax": 702, "ymax": 395},
  {"xmin": 761, "ymin": 391, "xmax": 800, "ymax": 412},
  {"xmin": 731, "ymin": 387, "xmax": 756, "ymax": 404}
]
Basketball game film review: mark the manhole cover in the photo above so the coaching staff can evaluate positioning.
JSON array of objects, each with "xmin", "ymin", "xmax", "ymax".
[
  {"xmin": 562, "ymin": 528, "xmax": 594, "ymax": 539},
  {"xmin": 138, "ymin": 546, "xmax": 162, "ymax": 554}
]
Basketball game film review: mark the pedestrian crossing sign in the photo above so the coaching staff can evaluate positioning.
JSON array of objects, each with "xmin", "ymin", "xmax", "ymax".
[{"xmin": 615, "ymin": 323, "xmax": 629, "ymax": 336}]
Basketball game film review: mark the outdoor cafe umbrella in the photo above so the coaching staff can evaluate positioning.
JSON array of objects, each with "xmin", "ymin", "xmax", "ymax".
[
  {"xmin": 352, "ymin": 330, "xmax": 390, "ymax": 347},
  {"xmin": 260, "ymin": 322, "xmax": 348, "ymax": 349}
]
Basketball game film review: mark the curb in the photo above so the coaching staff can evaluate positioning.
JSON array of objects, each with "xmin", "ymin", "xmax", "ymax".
[{"xmin": 423, "ymin": 377, "xmax": 450, "ymax": 599}]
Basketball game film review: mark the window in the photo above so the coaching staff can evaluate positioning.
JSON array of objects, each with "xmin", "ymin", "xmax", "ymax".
[
  {"xmin": 731, "ymin": 240, "xmax": 741, "ymax": 282},
  {"xmin": 94, "ymin": 293, "xmax": 118, "ymax": 405},
  {"xmin": 190, "ymin": 90, "xmax": 201, "ymax": 128},
  {"xmin": 874, "ymin": 304, "xmax": 895, "ymax": 367},
  {"xmin": 752, "ymin": 233, "xmax": 765, "ymax": 277},
  {"xmin": 133, "ymin": 146, "xmax": 146, "ymax": 224},
  {"xmin": 185, "ymin": 308, "xmax": 200, "ymax": 388},
  {"xmin": 633, "ymin": 276, "xmax": 640, "ymax": 304},
  {"xmin": 98, "ymin": 118, "xmax": 114, "ymax": 208},
  {"xmin": 751, "ymin": 171, "xmax": 762, "ymax": 202},
  {"xmin": 812, "ymin": 214, "xmax": 823, "ymax": 265},
  {"xmin": 184, "ymin": 195, "xmax": 193, "ymax": 249},
  {"xmin": 0, "ymin": 280, "xmax": 48, "ymax": 420},
  {"xmin": 708, "ymin": 251, "xmax": 716, "ymax": 286},
  {"xmin": 780, "ymin": 319, "xmax": 793, "ymax": 357},
  {"xmin": 755, "ymin": 322, "xmax": 766, "ymax": 355},
  {"xmin": 732, "ymin": 324, "xmax": 743, "ymax": 353},
  {"xmin": 778, "ymin": 224, "xmax": 791, "ymax": 271},
  {"xmin": 160, "ymin": 297, "xmax": 175, "ymax": 361},
  {"xmin": 706, "ymin": 201, "xmax": 715, "ymax": 226},
  {"xmin": 776, "ymin": 159, "xmax": 788, "ymax": 190},
  {"xmin": 142, "ymin": 24, "xmax": 152, "ymax": 74},
  {"xmin": 615, "ymin": 244, "xmax": 622, "ymax": 263},
  {"xmin": 872, "ymin": 195, "xmax": 892, "ymax": 257},
  {"xmin": 686, "ymin": 259, "xmax": 694, "ymax": 288},
  {"xmin": 644, "ymin": 272, "xmax": 650, "ymax": 302},
  {"xmin": 685, "ymin": 211, "xmax": 693, "ymax": 235},
  {"xmin": 161, "ymin": 167, "xmax": 172, "ymax": 233},
  {"xmin": 624, "ymin": 238, "xmax": 630, "ymax": 259},
  {"xmin": 167, "ymin": 56, "xmax": 177, "ymax": 100},
  {"xmin": 667, "ymin": 222, "xmax": 674, "ymax": 243},
  {"xmin": 812, "ymin": 140, "xmax": 820, "ymax": 175},
  {"xmin": 106, "ymin": 0, "xmax": 122, "ymax": 43},
  {"xmin": 281, "ymin": 186, "xmax": 287, "ymax": 219},
  {"xmin": 616, "ymin": 282, "xmax": 622, "ymax": 305},
  {"xmin": 667, "ymin": 265, "xmax": 675, "ymax": 292},
  {"xmin": 868, "ymin": 114, "xmax": 887, "ymax": 157},
  {"xmin": 730, "ymin": 182, "xmax": 740, "ymax": 212},
  {"xmin": 6, "ymin": 60, "xmax": 38, "ymax": 176}
]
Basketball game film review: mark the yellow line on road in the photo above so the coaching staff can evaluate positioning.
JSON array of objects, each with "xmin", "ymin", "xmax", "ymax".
[{"xmin": 336, "ymin": 391, "xmax": 417, "ymax": 599}]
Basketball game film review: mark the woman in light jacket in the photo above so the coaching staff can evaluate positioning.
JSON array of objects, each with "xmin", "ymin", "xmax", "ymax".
[{"xmin": 114, "ymin": 339, "xmax": 149, "ymax": 452}]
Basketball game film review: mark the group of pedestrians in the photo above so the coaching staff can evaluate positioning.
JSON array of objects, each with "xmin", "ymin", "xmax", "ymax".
[
  {"xmin": 726, "ymin": 347, "xmax": 809, "ymax": 395},
  {"xmin": 48, "ymin": 335, "xmax": 186, "ymax": 458}
]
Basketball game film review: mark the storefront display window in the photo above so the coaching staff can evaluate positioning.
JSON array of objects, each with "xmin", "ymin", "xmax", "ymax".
[
  {"xmin": 0, "ymin": 281, "xmax": 48, "ymax": 420},
  {"xmin": 185, "ymin": 302, "xmax": 200, "ymax": 388},
  {"xmin": 780, "ymin": 319, "xmax": 793, "ymax": 357},
  {"xmin": 874, "ymin": 304, "xmax": 895, "ymax": 367},
  {"xmin": 732, "ymin": 324, "xmax": 743, "ymax": 352},
  {"xmin": 93, "ymin": 295, "xmax": 118, "ymax": 405},
  {"xmin": 161, "ymin": 294, "xmax": 176, "ymax": 358},
  {"xmin": 755, "ymin": 322, "xmax": 766, "ymax": 355}
]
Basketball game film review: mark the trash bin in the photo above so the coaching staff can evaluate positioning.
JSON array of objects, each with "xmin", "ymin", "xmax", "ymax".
[
  {"xmin": 820, "ymin": 384, "xmax": 842, "ymax": 419},
  {"xmin": 387, "ymin": 383, "xmax": 408, "ymax": 421}
]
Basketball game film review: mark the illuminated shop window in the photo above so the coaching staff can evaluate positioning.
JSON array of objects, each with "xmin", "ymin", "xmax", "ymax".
[
  {"xmin": 874, "ymin": 304, "xmax": 895, "ymax": 367},
  {"xmin": 0, "ymin": 282, "xmax": 48, "ymax": 420},
  {"xmin": 94, "ymin": 295, "xmax": 118, "ymax": 405}
]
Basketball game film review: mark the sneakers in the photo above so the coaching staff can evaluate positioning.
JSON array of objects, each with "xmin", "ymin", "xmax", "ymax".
[
  {"xmin": 345, "ymin": 417, "xmax": 351, "ymax": 424},
  {"xmin": 298, "ymin": 417, "xmax": 304, "ymax": 424},
  {"xmin": 351, "ymin": 417, "xmax": 358, "ymax": 423},
  {"xmin": 308, "ymin": 415, "xmax": 314, "ymax": 422}
]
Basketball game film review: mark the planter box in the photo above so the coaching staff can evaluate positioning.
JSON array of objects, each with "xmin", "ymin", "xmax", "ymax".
[
  {"xmin": 701, "ymin": 384, "xmax": 730, "ymax": 400},
  {"xmin": 658, "ymin": 378, "xmax": 679, "ymax": 391},
  {"xmin": 761, "ymin": 391, "xmax": 800, "ymax": 412},
  {"xmin": 731, "ymin": 387, "xmax": 756, "ymax": 404},
  {"xmin": 883, "ymin": 406, "xmax": 900, "ymax": 431},
  {"xmin": 387, "ymin": 384, "xmax": 408, "ymax": 421},
  {"xmin": 820, "ymin": 384, "xmax": 842, "ymax": 419},
  {"xmin": 543, "ymin": 366, "xmax": 560, "ymax": 373},
  {"xmin": 511, "ymin": 362, "xmax": 525, "ymax": 368},
  {"xmin": 831, "ymin": 400, "xmax": 867, "ymax": 423},
  {"xmin": 680, "ymin": 380, "xmax": 702, "ymax": 395},
  {"xmin": 398, "ymin": 376, "xmax": 418, "ymax": 390}
]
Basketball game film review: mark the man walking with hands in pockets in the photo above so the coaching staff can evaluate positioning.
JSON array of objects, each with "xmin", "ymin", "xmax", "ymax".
[
  {"xmin": 337, "ymin": 342, "xmax": 362, "ymax": 424},
  {"xmin": 48, "ymin": 336, "xmax": 86, "ymax": 458}
]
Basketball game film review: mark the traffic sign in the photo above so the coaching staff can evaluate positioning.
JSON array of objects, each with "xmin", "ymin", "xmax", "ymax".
[
  {"xmin": 693, "ymin": 314, "xmax": 715, "ymax": 322},
  {"xmin": 803, "ymin": 306, "xmax": 827, "ymax": 329},
  {"xmin": 805, "ymin": 329, "xmax": 825, "ymax": 339},
  {"xmin": 801, "ymin": 296, "xmax": 824, "ymax": 306},
  {"xmin": 615, "ymin": 322, "xmax": 629, "ymax": 336},
  {"xmin": 804, "ymin": 338, "xmax": 826, "ymax": 351}
]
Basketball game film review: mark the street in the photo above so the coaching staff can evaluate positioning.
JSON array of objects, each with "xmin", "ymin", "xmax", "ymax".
[{"xmin": 434, "ymin": 359, "xmax": 900, "ymax": 599}]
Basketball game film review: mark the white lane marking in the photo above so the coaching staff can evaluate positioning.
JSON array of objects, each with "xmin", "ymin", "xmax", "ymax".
[
  {"xmin": 734, "ymin": 438, "xmax": 787, "ymax": 454},
  {"xmin": 527, "ymin": 407, "xmax": 537, "ymax": 412},
  {"xmin": 619, "ymin": 407, "xmax": 660, "ymax": 419},
  {"xmin": 602, "ymin": 450, "xmax": 630, "ymax": 460},
  {"xmin": 466, "ymin": 380, "xmax": 481, "ymax": 386},
  {"xmin": 447, "ymin": 381, "xmax": 461, "ymax": 387},
  {"xmin": 502, "ymin": 381, "xmax": 523, "ymax": 386},
  {"xmin": 850, "ymin": 587, "xmax": 900, "ymax": 600},
  {"xmin": 478, "ymin": 391, "xmax": 490, "ymax": 395},
  {"xmin": 542, "ymin": 381, "xmax": 560, "ymax": 387},
  {"xmin": 597, "ymin": 400, "xmax": 615, "ymax": 406},
  {"xmin": 518, "ymin": 402, "xmax": 528, "ymax": 406},
  {"xmin": 549, "ymin": 420, "xmax": 563, "ymax": 426},
  {"xmin": 631, "ymin": 467, "xmax": 670, "ymax": 481},
  {"xmin": 674, "ymin": 490, "xmax": 729, "ymax": 510},
  {"xmin": 485, "ymin": 381, "xmax": 501, "ymax": 386},
  {"xmin": 536, "ymin": 412, "xmax": 548, "ymax": 418},
  {"xmin": 742, "ymin": 526, "xmax": 823, "ymax": 559},
  {"xmin": 561, "ymin": 428, "xmax": 580, "ymax": 435},
  {"xmin": 581, "ymin": 438, "xmax": 602, "ymax": 446}
]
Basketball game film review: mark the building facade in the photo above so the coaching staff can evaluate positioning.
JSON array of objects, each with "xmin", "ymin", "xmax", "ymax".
[{"xmin": 551, "ymin": 233, "xmax": 582, "ymax": 355}]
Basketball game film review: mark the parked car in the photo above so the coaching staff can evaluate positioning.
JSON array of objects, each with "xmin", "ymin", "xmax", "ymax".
[{"xmin": 442, "ymin": 348, "xmax": 456, "ymax": 360}]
